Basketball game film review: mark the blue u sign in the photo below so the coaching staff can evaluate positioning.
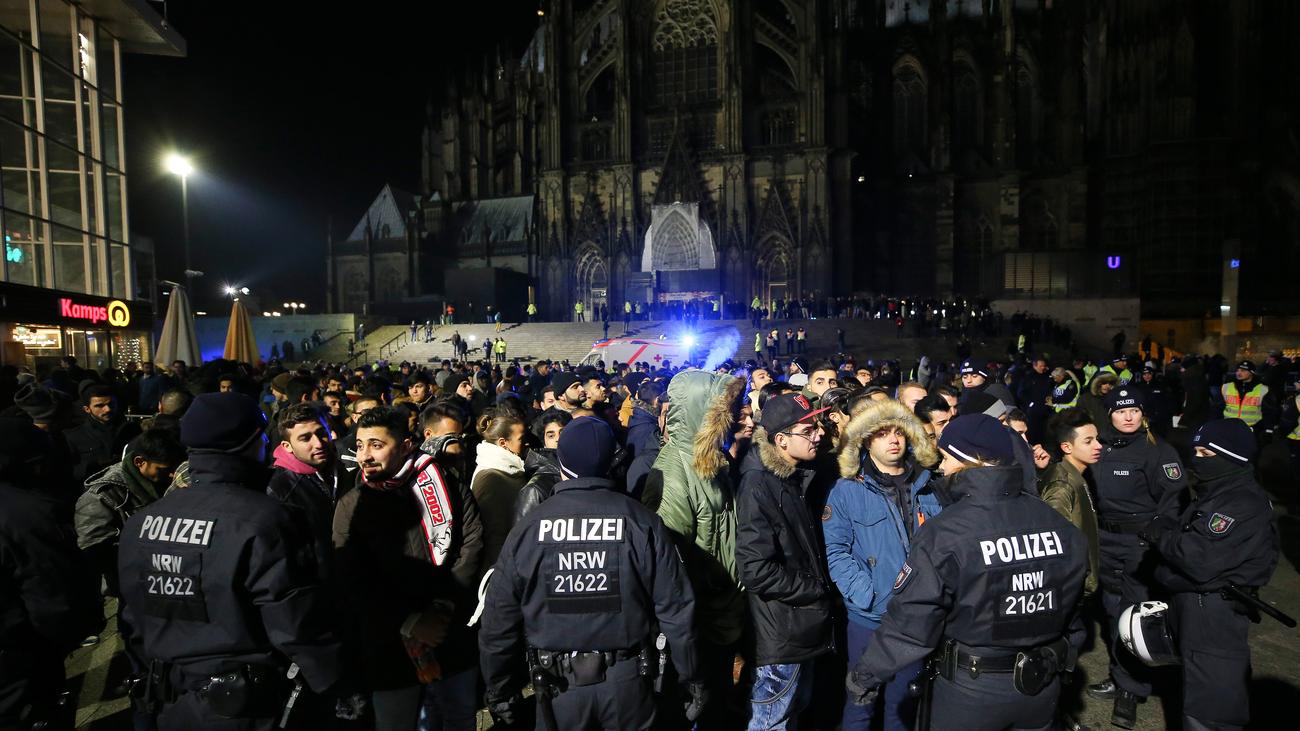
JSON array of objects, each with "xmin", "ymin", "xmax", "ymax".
[{"xmin": 1106, "ymin": 256, "xmax": 1121, "ymax": 269}]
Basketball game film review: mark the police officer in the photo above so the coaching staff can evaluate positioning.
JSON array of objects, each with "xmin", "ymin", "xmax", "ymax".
[
  {"xmin": 479, "ymin": 416, "xmax": 704, "ymax": 729},
  {"xmin": 1141, "ymin": 418, "xmax": 1279, "ymax": 731},
  {"xmin": 1133, "ymin": 365, "xmax": 1173, "ymax": 437},
  {"xmin": 1221, "ymin": 360, "xmax": 1270, "ymax": 430},
  {"xmin": 845, "ymin": 415, "xmax": 1087, "ymax": 731},
  {"xmin": 1048, "ymin": 366, "xmax": 1081, "ymax": 412},
  {"xmin": 118, "ymin": 393, "xmax": 346, "ymax": 730},
  {"xmin": 1086, "ymin": 386, "xmax": 1187, "ymax": 728}
]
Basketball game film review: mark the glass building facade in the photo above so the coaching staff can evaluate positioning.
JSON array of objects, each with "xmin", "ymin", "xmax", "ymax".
[{"xmin": 0, "ymin": 0, "xmax": 183, "ymax": 370}]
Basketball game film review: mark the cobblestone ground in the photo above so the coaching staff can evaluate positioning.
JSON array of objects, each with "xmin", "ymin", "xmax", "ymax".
[{"xmin": 70, "ymin": 443, "xmax": 1300, "ymax": 730}]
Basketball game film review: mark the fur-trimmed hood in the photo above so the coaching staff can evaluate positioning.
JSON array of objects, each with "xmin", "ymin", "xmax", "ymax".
[
  {"xmin": 750, "ymin": 426, "xmax": 795, "ymax": 480},
  {"xmin": 1090, "ymin": 372, "xmax": 1118, "ymax": 396},
  {"xmin": 659, "ymin": 370, "xmax": 745, "ymax": 479},
  {"xmin": 837, "ymin": 398, "xmax": 938, "ymax": 479}
]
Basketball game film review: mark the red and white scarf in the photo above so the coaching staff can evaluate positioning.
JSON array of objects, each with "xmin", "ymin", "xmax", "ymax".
[{"xmin": 365, "ymin": 452, "xmax": 456, "ymax": 566}]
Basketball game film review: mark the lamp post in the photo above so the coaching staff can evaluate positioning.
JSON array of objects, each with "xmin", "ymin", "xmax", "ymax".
[
  {"xmin": 283, "ymin": 302, "xmax": 305, "ymax": 316},
  {"xmin": 164, "ymin": 153, "xmax": 194, "ymax": 281},
  {"xmin": 224, "ymin": 285, "xmax": 249, "ymax": 301}
]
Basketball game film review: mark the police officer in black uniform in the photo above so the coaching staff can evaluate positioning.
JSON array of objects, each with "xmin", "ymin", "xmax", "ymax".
[
  {"xmin": 846, "ymin": 415, "xmax": 1087, "ymax": 731},
  {"xmin": 117, "ymin": 393, "xmax": 346, "ymax": 730},
  {"xmin": 479, "ymin": 416, "xmax": 703, "ymax": 730},
  {"xmin": 1085, "ymin": 386, "xmax": 1186, "ymax": 728},
  {"xmin": 1141, "ymin": 418, "xmax": 1279, "ymax": 731}
]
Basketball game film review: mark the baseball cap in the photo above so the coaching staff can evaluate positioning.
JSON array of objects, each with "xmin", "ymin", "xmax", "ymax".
[
  {"xmin": 959, "ymin": 359, "xmax": 989, "ymax": 378},
  {"xmin": 1235, "ymin": 360, "xmax": 1256, "ymax": 374},
  {"xmin": 759, "ymin": 393, "xmax": 829, "ymax": 437}
]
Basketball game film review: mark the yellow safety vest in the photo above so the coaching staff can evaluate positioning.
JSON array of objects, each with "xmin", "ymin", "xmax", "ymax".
[
  {"xmin": 1222, "ymin": 382, "xmax": 1266, "ymax": 426},
  {"xmin": 1051, "ymin": 372, "xmax": 1081, "ymax": 411},
  {"xmin": 1099, "ymin": 365, "xmax": 1132, "ymax": 385}
]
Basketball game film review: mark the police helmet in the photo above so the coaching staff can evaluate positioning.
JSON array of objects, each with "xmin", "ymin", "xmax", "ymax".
[{"xmin": 1118, "ymin": 601, "xmax": 1181, "ymax": 667}]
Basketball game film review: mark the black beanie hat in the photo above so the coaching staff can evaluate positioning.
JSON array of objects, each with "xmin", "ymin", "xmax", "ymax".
[
  {"xmin": 557, "ymin": 416, "xmax": 616, "ymax": 478},
  {"xmin": 550, "ymin": 371, "xmax": 581, "ymax": 395},
  {"xmin": 1192, "ymin": 418, "xmax": 1256, "ymax": 464},
  {"xmin": 444, "ymin": 373, "xmax": 470, "ymax": 393},
  {"xmin": 0, "ymin": 416, "xmax": 51, "ymax": 473},
  {"xmin": 1103, "ymin": 387, "xmax": 1144, "ymax": 414},
  {"xmin": 938, "ymin": 414, "xmax": 1016, "ymax": 464},
  {"xmin": 13, "ymin": 383, "xmax": 61, "ymax": 423},
  {"xmin": 958, "ymin": 391, "xmax": 1007, "ymax": 419},
  {"xmin": 180, "ymin": 392, "xmax": 267, "ymax": 451}
]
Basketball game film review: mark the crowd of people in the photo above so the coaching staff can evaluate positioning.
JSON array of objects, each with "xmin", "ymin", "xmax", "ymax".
[{"xmin": 0, "ymin": 332, "xmax": 1293, "ymax": 731}]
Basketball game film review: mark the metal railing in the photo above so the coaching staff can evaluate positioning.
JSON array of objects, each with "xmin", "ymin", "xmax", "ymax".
[{"xmin": 379, "ymin": 330, "xmax": 409, "ymax": 361}]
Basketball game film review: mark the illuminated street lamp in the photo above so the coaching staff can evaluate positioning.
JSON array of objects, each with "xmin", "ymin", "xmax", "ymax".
[
  {"xmin": 283, "ymin": 302, "xmax": 306, "ymax": 316},
  {"xmin": 224, "ymin": 285, "xmax": 249, "ymax": 300},
  {"xmin": 164, "ymin": 153, "xmax": 195, "ymax": 281}
]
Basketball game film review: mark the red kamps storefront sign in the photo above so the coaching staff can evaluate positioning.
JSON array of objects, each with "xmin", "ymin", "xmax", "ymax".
[{"xmin": 58, "ymin": 297, "xmax": 131, "ymax": 327}]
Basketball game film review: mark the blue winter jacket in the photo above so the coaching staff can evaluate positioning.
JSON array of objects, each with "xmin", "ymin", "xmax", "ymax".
[{"xmin": 823, "ymin": 463, "xmax": 942, "ymax": 627}]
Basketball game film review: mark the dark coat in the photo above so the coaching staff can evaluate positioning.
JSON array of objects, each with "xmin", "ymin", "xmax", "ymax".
[
  {"xmin": 734, "ymin": 431, "xmax": 835, "ymax": 666},
  {"xmin": 65, "ymin": 416, "xmax": 139, "ymax": 486},
  {"xmin": 266, "ymin": 449, "xmax": 352, "ymax": 583}
]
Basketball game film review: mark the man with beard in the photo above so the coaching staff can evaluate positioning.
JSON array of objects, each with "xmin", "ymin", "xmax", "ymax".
[
  {"xmin": 66, "ymin": 384, "xmax": 141, "ymax": 485},
  {"xmin": 549, "ymin": 372, "xmax": 587, "ymax": 415},
  {"xmin": 333, "ymin": 406, "xmax": 471, "ymax": 731},
  {"xmin": 76, "ymin": 430, "xmax": 186, "ymax": 596},
  {"xmin": 268, "ymin": 403, "xmax": 353, "ymax": 582},
  {"xmin": 117, "ymin": 393, "xmax": 346, "ymax": 729}
]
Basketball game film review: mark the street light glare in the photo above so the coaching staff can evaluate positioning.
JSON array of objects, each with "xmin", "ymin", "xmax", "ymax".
[
  {"xmin": 165, "ymin": 153, "xmax": 193, "ymax": 178},
  {"xmin": 223, "ymin": 285, "xmax": 236, "ymax": 295}
]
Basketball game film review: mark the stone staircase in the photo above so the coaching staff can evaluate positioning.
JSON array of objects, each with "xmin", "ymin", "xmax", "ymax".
[{"xmin": 304, "ymin": 316, "xmax": 1083, "ymax": 369}]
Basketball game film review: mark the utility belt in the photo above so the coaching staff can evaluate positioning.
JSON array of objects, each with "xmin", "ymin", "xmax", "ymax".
[
  {"xmin": 127, "ymin": 659, "xmax": 292, "ymax": 721},
  {"xmin": 528, "ymin": 634, "xmax": 667, "ymax": 692},
  {"xmin": 1098, "ymin": 516, "xmax": 1152, "ymax": 535},
  {"xmin": 937, "ymin": 637, "xmax": 1075, "ymax": 696}
]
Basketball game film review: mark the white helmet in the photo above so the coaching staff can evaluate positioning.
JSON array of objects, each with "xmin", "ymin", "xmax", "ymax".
[{"xmin": 1118, "ymin": 601, "xmax": 1181, "ymax": 667}]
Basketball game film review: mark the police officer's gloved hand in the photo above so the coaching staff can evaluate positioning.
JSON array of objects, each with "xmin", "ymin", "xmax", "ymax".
[
  {"xmin": 1139, "ymin": 514, "xmax": 1177, "ymax": 541},
  {"xmin": 334, "ymin": 693, "xmax": 367, "ymax": 721},
  {"xmin": 486, "ymin": 693, "xmax": 521, "ymax": 726},
  {"xmin": 682, "ymin": 681, "xmax": 709, "ymax": 722},
  {"xmin": 845, "ymin": 668, "xmax": 880, "ymax": 707}
]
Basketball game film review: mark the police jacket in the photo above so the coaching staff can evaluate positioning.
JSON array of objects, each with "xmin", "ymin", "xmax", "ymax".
[
  {"xmin": 0, "ymin": 477, "xmax": 103, "ymax": 657},
  {"xmin": 118, "ymin": 451, "xmax": 344, "ymax": 695},
  {"xmin": 1050, "ymin": 374, "xmax": 1081, "ymax": 410},
  {"xmin": 479, "ymin": 476, "xmax": 699, "ymax": 701},
  {"xmin": 1092, "ymin": 426, "xmax": 1186, "ymax": 536},
  {"xmin": 1146, "ymin": 461, "xmax": 1279, "ymax": 593},
  {"xmin": 266, "ymin": 446, "xmax": 351, "ymax": 583},
  {"xmin": 735, "ymin": 433, "xmax": 835, "ymax": 666},
  {"xmin": 852, "ymin": 465, "xmax": 1087, "ymax": 684}
]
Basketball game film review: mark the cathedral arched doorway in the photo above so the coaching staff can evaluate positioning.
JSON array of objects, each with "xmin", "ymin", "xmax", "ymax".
[
  {"xmin": 576, "ymin": 247, "xmax": 609, "ymax": 321},
  {"xmin": 756, "ymin": 238, "xmax": 793, "ymax": 310}
]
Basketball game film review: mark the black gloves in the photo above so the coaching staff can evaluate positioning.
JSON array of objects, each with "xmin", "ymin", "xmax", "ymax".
[
  {"xmin": 486, "ymin": 694, "xmax": 522, "ymax": 726},
  {"xmin": 1139, "ymin": 514, "xmax": 1177, "ymax": 542},
  {"xmin": 845, "ymin": 669, "xmax": 880, "ymax": 707},
  {"xmin": 683, "ymin": 681, "xmax": 709, "ymax": 722}
]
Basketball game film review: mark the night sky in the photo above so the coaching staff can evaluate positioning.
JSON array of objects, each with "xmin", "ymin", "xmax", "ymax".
[{"xmin": 124, "ymin": 1, "xmax": 537, "ymax": 313}]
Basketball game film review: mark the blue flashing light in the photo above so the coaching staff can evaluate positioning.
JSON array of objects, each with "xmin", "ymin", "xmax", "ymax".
[
  {"xmin": 1229, "ymin": 258, "xmax": 1240, "ymax": 269},
  {"xmin": 682, "ymin": 334, "xmax": 696, "ymax": 348}
]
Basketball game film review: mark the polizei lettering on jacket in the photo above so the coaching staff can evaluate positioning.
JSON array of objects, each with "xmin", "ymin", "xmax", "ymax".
[
  {"xmin": 138, "ymin": 515, "xmax": 215, "ymax": 546},
  {"xmin": 979, "ymin": 531, "xmax": 1064, "ymax": 566},
  {"xmin": 537, "ymin": 517, "xmax": 624, "ymax": 543}
]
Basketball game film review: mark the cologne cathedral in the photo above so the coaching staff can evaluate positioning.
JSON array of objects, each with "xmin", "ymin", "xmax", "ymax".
[{"xmin": 328, "ymin": 0, "xmax": 1300, "ymax": 321}]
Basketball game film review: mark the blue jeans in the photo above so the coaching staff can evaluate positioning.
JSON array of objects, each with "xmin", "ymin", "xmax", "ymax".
[
  {"xmin": 842, "ymin": 621, "xmax": 921, "ymax": 731},
  {"xmin": 748, "ymin": 661, "xmax": 815, "ymax": 731},
  {"xmin": 416, "ymin": 668, "xmax": 479, "ymax": 731}
]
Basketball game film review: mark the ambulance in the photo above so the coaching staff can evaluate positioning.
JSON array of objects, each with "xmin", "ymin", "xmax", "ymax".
[{"xmin": 580, "ymin": 336, "xmax": 695, "ymax": 368}]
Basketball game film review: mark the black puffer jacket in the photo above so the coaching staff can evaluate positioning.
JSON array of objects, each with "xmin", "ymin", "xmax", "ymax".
[{"xmin": 734, "ymin": 429, "xmax": 835, "ymax": 666}]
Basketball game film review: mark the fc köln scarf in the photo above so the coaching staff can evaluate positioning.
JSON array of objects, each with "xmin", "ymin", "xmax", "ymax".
[{"xmin": 366, "ymin": 452, "xmax": 456, "ymax": 566}]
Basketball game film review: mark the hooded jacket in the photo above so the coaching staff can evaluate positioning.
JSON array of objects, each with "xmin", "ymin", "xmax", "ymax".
[
  {"xmin": 735, "ymin": 428, "xmax": 835, "ymax": 665},
  {"xmin": 652, "ymin": 370, "xmax": 747, "ymax": 646},
  {"xmin": 825, "ymin": 399, "xmax": 942, "ymax": 627},
  {"xmin": 626, "ymin": 403, "xmax": 660, "ymax": 458},
  {"xmin": 471, "ymin": 441, "xmax": 528, "ymax": 575}
]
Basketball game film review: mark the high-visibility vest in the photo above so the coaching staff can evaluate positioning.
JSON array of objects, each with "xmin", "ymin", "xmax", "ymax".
[
  {"xmin": 751, "ymin": 297, "xmax": 762, "ymax": 310},
  {"xmin": 1288, "ymin": 420, "xmax": 1300, "ymax": 442},
  {"xmin": 1082, "ymin": 363, "xmax": 1098, "ymax": 383},
  {"xmin": 495, "ymin": 340, "xmax": 506, "ymax": 353},
  {"xmin": 575, "ymin": 302, "xmax": 583, "ymax": 313},
  {"xmin": 1099, "ymin": 365, "xmax": 1132, "ymax": 385},
  {"xmin": 625, "ymin": 301, "xmax": 632, "ymax": 313},
  {"xmin": 755, "ymin": 333, "xmax": 762, "ymax": 351},
  {"xmin": 1222, "ymin": 382, "xmax": 1267, "ymax": 426},
  {"xmin": 1052, "ymin": 372, "xmax": 1081, "ymax": 411},
  {"xmin": 527, "ymin": 303, "xmax": 537, "ymax": 315}
]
